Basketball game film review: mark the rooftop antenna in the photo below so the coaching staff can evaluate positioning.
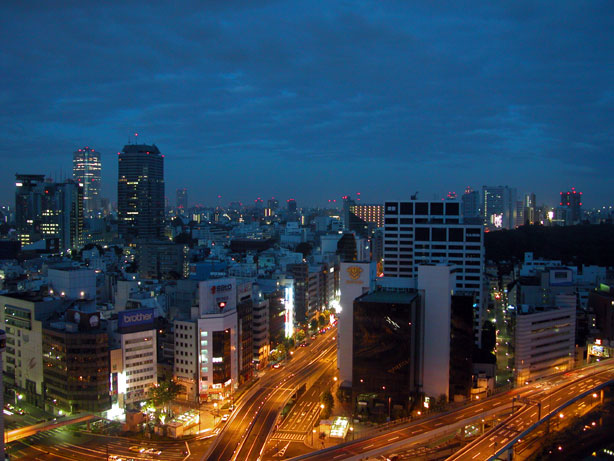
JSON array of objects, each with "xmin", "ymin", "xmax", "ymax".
[{"xmin": 411, "ymin": 191, "xmax": 419, "ymax": 200}]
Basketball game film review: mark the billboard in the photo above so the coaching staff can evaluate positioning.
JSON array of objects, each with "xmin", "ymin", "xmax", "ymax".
[
  {"xmin": 200, "ymin": 278, "xmax": 237, "ymax": 315},
  {"xmin": 118, "ymin": 308, "xmax": 155, "ymax": 330}
]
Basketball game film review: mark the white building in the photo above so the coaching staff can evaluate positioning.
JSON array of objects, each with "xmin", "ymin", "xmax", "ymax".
[
  {"xmin": 513, "ymin": 305, "xmax": 575, "ymax": 386},
  {"xmin": 337, "ymin": 261, "xmax": 376, "ymax": 385},
  {"xmin": 47, "ymin": 266, "xmax": 96, "ymax": 301},
  {"xmin": 417, "ymin": 265, "xmax": 454, "ymax": 399},
  {"xmin": 113, "ymin": 309, "xmax": 157, "ymax": 408},
  {"xmin": 0, "ymin": 293, "xmax": 65, "ymax": 408},
  {"xmin": 173, "ymin": 319, "xmax": 198, "ymax": 401}
]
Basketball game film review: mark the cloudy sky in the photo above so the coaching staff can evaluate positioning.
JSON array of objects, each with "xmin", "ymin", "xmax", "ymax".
[{"xmin": 1, "ymin": 1, "xmax": 612, "ymax": 208}]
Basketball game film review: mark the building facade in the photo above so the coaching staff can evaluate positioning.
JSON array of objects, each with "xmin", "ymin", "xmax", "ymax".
[
  {"xmin": 72, "ymin": 146, "xmax": 101, "ymax": 214},
  {"xmin": 118, "ymin": 144, "xmax": 164, "ymax": 241}
]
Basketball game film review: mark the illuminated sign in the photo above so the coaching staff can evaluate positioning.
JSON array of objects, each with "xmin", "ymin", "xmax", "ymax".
[
  {"xmin": 119, "ymin": 308, "xmax": 154, "ymax": 329},
  {"xmin": 200, "ymin": 278, "xmax": 237, "ymax": 314},
  {"xmin": 284, "ymin": 285, "xmax": 294, "ymax": 338},
  {"xmin": 212, "ymin": 357, "xmax": 223, "ymax": 363}
]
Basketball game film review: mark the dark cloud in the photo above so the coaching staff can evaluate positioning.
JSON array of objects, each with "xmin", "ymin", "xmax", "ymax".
[{"xmin": 0, "ymin": 1, "xmax": 611, "ymax": 206}]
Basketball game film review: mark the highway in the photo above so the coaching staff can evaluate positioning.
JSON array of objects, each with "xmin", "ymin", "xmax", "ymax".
[
  {"xmin": 288, "ymin": 359, "xmax": 614, "ymax": 461},
  {"xmin": 204, "ymin": 328, "xmax": 338, "ymax": 461},
  {"xmin": 447, "ymin": 366, "xmax": 614, "ymax": 461}
]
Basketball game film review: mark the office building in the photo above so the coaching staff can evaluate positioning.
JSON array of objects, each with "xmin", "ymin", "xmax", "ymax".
[
  {"xmin": 118, "ymin": 144, "xmax": 164, "ymax": 241},
  {"xmin": 287, "ymin": 198, "xmax": 297, "ymax": 213},
  {"xmin": 352, "ymin": 289, "xmax": 422, "ymax": 415},
  {"xmin": 560, "ymin": 188, "xmax": 583, "ymax": 225},
  {"xmin": 461, "ymin": 187, "xmax": 480, "ymax": 220},
  {"xmin": 173, "ymin": 319, "xmax": 199, "ymax": 402},
  {"xmin": 0, "ymin": 330, "xmax": 5, "ymax": 458},
  {"xmin": 482, "ymin": 185, "xmax": 517, "ymax": 229},
  {"xmin": 337, "ymin": 261, "xmax": 376, "ymax": 385},
  {"xmin": 0, "ymin": 293, "xmax": 66, "ymax": 408},
  {"xmin": 176, "ymin": 188, "xmax": 188, "ymax": 211},
  {"xmin": 137, "ymin": 241, "xmax": 189, "ymax": 280},
  {"xmin": 513, "ymin": 305, "xmax": 575, "ymax": 386},
  {"xmin": 112, "ymin": 308, "xmax": 157, "ymax": 408},
  {"xmin": 382, "ymin": 200, "xmax": 484, "ymax": 344},
  {"xmin": 72, "ymin": 146, "xmax": 101, "ymax": 214},
  {"xmin": 15, "ymin": 174, "xmax": 46, "ymax": 245},
  {"xmin": 43, "ymin": 310, "xmax": 110, "ymax": 415},
  {"xmin": 15, "ymin": 175, "xmax": 84, "ymax": 250}
]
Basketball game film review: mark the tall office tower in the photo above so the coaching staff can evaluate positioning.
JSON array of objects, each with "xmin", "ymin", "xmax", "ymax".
[
  {"xmin": 461, "ymin": 187, "xmax": 480, "ymax": 220},
  {"xmin": 15, "ymin": 175, "xmax": 83, "ymax": 250},
  {"xmin": 118, "ymin": 144, "xmax": 164, "ymax": 241},
  {"xmin": 72, "ymin": 146, "xmax": 101, "ymax": 214},
  {"xmin": 176, "ymin": 188, "xmax": 188, "ymax": 211},
  {"xmin": 560, "ymin": 188, "xmax": 583, "ymax": 225},
  {"xmin": 287, "ymin": 198, "xmax": 297, "ymax": 213},
  {"xmin": 15, "ymin": 174, "xmax": 46, "ymax": 245},
  {"xmin": 267, "ymin": 197, "xmax": 279, "ymax": 210},
  {"xmin": 349, "ymin": 204, "xmax": 384, "ymax": 229},
  {"xmin": 383, "ymin": 200, "xmax": 485, "ymax": 345},
  {"xmin": 482, "ymin": 185, "xmax": 517, "ymax": 230},
  {"xmin": 524, "ymin": 193, "xmax": 537, "ymax": 225}
]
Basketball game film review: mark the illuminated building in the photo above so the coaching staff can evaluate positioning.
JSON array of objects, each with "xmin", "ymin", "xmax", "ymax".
[
  {"xmin": 482, "ymin": 185, "xmax": 517, "ymax": 230},
  {"xmin": 349, "ymin": 204, "xmax": 384, "ymax": 228},
  {"xmin": 287, "ymin": 198, "xmax": 297, "ymax": 213},
  {"xmin": 72, "ymin": 146, "xmax": 101, "ymax": 214},
  {"xmin": 117, "ymin": 144, "xmax": 164, "ymax": 241},
  {"xmin": 43, "ymin": 310, "xmax": 110, "ymax": 415},
  {"xmin": 383, "ymin": 200, "xmax": 484, "ymax": 345},
  {"xmin": 0, "ymin": 329, "xmax": 5, "ymax": 458},
  {"xmin": 513, "ymin": 305, "xmax": 575, "ymax": 386},
  {"xmin": 14, "ymin": 175, "xmax": 83, "ymax": 250},
  {"xmin": 461, "ymin": 187, "xmax": 480, "ymax": 220},
  {"xmin": 0, "ymin": 293, "xmax": 66, "ymax": 408},
  {"xmin": 112, "ymin": 308, "xmax": 157, "ymax": 408},
  {"xmin": 559, "ymin": 187, "xmax": 583, "ymax": 224}
]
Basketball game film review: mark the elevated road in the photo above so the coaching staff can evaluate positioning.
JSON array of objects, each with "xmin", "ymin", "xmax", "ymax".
[{"xmin": 289, "ymin": 359, "xmax": 614, "ymax": 461}]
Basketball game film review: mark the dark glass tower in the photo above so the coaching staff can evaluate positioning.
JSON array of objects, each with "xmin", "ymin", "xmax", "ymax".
[
  {"xmin": 118, "ymin": 144, "xmax": 164, "ymax": 241},
  {"xmin": 72, "ymin": 146, "xmax": 101, "ymax": 214}
]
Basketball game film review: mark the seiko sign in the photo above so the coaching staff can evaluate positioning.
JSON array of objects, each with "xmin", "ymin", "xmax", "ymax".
[
  {"xmin": 211, "ymin": 284, "xmax": 233, "ymax": 294},
  {"xmin": 119, "ymin": 308, "xmax": 155, "ymax": 329}
]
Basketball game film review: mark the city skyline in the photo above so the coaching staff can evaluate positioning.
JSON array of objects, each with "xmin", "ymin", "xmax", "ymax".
[{"xmin": 1, "ymin": 2, "xmax": 612, "ymax": 207}]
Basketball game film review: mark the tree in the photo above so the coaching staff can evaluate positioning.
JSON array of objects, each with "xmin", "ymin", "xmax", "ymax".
[
  {"xmin": 310, "ymin": 318, "xmax": 319, "ymax": 331},
  {"xmin": 149, "ymin": 378, "xmax": 185, "ymax": 419},
  {"xmin": 318, "ymin": 314, "xmax": 327, "ymax": 328},
  {"xmin": 320, "ymin": 390, "xmax": 334, "ymax": 419}
]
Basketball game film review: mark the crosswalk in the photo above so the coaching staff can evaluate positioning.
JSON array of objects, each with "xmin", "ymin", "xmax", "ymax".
[{"xmin": 270, "ymin": 430, "xmax": 307, "ymax": 441}]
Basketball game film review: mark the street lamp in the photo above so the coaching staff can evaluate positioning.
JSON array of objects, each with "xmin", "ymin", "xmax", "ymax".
[{"xmin": 349, "ymin": 426, "xmax": 354, "ymax": 441}]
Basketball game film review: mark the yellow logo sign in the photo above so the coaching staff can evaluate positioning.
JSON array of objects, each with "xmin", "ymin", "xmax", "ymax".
[{"xmin": 346, "ymin": 266, "xmax": 363, "ymax": 280}]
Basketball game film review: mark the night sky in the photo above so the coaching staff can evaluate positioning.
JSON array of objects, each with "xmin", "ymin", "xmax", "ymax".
[{"xmin": 1, "ymin": 1, "xmax": 612, "ymax": 208}]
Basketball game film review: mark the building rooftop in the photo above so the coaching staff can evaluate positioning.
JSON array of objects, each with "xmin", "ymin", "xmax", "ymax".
[
  {"xmin": 356, "ymin": 289, "xmax": 419, "ymax": 304},
  {"xmin": 121, "ymin": 144, "xmax": 161, "ymax": 155}
]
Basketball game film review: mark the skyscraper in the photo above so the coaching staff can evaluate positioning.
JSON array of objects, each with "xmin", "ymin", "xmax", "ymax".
[
  {"xmin": 15, "ymin": 174, "xmax": 83, "ymax": 250},
  {"xmin": 176, "ymin": 188, "xmax": 188, "ymax": 211},
  {"xmin": 118, "ymin": 144, "xmax": 164, "ymax": 241},
  {"xmin": 560, "ymin": 188, "xmax": 583, "ymax": 224},
  {"xmin": 72, "ymin": 146, "xmax": 101, "ymax": 214},
  {"xmin": 461, "ymin": 187, "xmax": 480, "ymax": 220},
  {"xmin": 482, "ymin": 185, "xmax": 517, "ymax": 230}
]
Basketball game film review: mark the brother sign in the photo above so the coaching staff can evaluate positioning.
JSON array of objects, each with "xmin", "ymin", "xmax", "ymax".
[{"xmin": 119, "ymin": 308, "xmax": 155, "ymax": 330}]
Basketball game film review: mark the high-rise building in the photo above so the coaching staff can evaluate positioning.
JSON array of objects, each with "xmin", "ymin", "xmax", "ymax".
[
  {"xmin": 176, "ymin": 188, "xmax": 188, "ymax": 211},
  {"xmin": 118, "ymin": 144, "xmax": 164, "ymax": 241},
  {"xmin": 461, "ymin": 187, "xmax": 480, "ymax": 220},
  {"xmin": 15, "ymin": 175, "xmax": 83, "ymax": 250},
  {"xmin": 383, "ymin": 200, "xmax": 485, "ymax": 345},
  {"xmin": 72, "ymin": 147, "xmax": 101, "ymax": 214},
  {"xmin": 524, "ymin": 193, "xmax": 537, "ymax": 225},
  {"xmin": 559, "ymin": 188, "xmax": 583, "ymax": 225},
  {"xmin": 267, "ymin": 198, "xmax": 279, "ymax": 210},
  {"xmin": 15, "ymin": 174, "xmax": 46, "ymax": 245},
  {"xmin": 482, "ymin": 185, "xmax": 517, "ymax": 229},
  {"xmin": 287, "ymin": 198, "xmax": 297, "ymax": 213}
]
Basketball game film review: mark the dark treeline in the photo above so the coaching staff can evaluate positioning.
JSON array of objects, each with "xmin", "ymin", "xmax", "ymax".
[{"xmin": 484, "ymin": 224, "xmax": 614, "ymax": 267}]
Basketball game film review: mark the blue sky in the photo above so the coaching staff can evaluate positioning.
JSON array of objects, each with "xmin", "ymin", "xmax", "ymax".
[{"xmin": 1, "ymin": 1, "xmax": 612, "ymax": 208}]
